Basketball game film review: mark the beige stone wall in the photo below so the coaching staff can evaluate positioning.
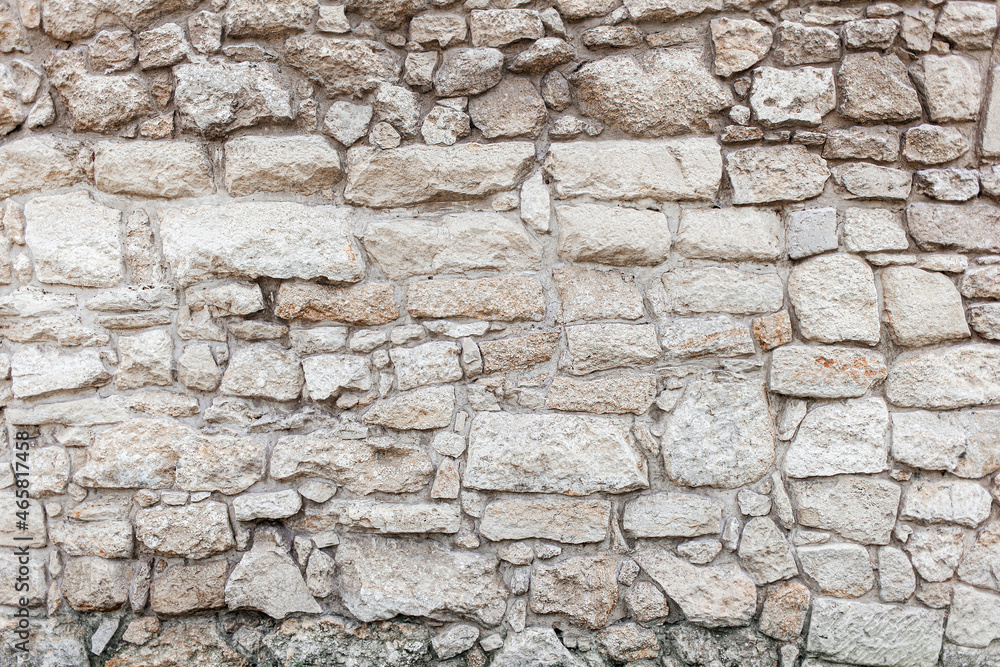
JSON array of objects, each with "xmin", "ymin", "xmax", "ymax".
[{"xmin": 0, "ymin": 0, "xmax": 999, "ymax": 664}]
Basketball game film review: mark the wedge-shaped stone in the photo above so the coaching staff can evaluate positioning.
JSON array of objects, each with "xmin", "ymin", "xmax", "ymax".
[
  {"xmin": 363, "ymin": 213, "xmax": 541, "ymax": 279},
  {"xmin": 302, "ymin": 354, "xmax": 373, "ymax": 400},
  {"xmin": 901, "ymin": 478, "xmax": 992, "ymax": 528},
  {"xmin": 554, "ymin": 267, "xmax": 645, "ymax": 322},
  {"xmin": 480, "ymin": 497, "xmax": 610, "ymax": 543},
  {"xmin": 224, "ymin": 135, "xmax": 342, "ymax": 197},
  {"xmin": 362, "ymin": 386, "xmax": 455, "ymax": 430},
  {"xmin": 464, "ymin": 413, "xmax": 648, "ymax": 495},
  {"xmin": 407, "ymin": 276, "xmax": 544, "ymax": 321},
  {"xmin": 659, "ymin": 316, "xmax": 756, "ymax": 361},
  {"xmin": 48, "ymin": 520, "xmax": 133, "ymax": 559},
  {"xmin": 159, "ymin": 202, "xmax": 363, "ymax": 286},
  {"xmin": 530, "ymin": 555, "xmax": 619, "ymax": 629},
  {"xmin": 738, "ymin": 517, "xmax": 798, "ymax": 585},
  {"xmin": 544, "ymin": 138, "xmax": 722, "ymax": 201},
  {"xmin": 296, "ymin": 500, "xmax": 460, "ymax": 534},
  {"xmin": 565, "ymin": 323, "xmax": 660, "ymax": 374},
  {"xmin": 94, "ymin": 141, "xmax": 213, "ymax": 199},
  {"xmin": 807, "ymin": 598, "xmax": 945, "ymax": 667},
  {"xmin": 25, "ymin": 191, "xmax": 122, "ymax": 288},
  {"xmin": 135, "ymin": 502, "xmax": 234, "ymax": 559},
  {"xmin": 662, "ymin": 374, "xmax": 774, "ymax": 489},
  {"xmin": 556, "ymin": 203, "xmax": 673, "ymax": 266},
  {"xmin": 545, "ymin": 373, "xmax": 657, "ymax": 415},
  {"xmin": 226, "ymin": 531, "xmax": 321, "ymax": 620},
  {"xmin": 784, "ymin": 398, "xmax": 890, "ymax": 478},
  {"xmin": 906, "ymin": 202, "xmax": 1000, "ymax": 253},
  {"xmin": 892, "ymin": 410, "xmax": 1000, "ymax": 479},
  {"xmin": 676, "ymin": 207, "xmax": 782, "ymax": 261},
  {"xmin": 886, "ymin": 345, "xmax": 1000, "ymax": 409},
  {"xmin": 789, "ymin": 254, "xmax": 880, "ymax": 345},
  {"xmin": 336, "ymin": 536, "xmax": 507, "ymax": 626},
  {"xmin": 345, "ymin": 142, "xmax": 534, "ymax": 207},
  {"xmin": 769, "ymin": 346, "xmax": 887, "ymax": 399},
  {"xmin": 658, "ymin": 267, "xmax": 784, "ymax": 316},
  {"xmin": 623, "ymin": 492, "xmax": 722, "ymax": 538},
  {"xmin": 275, "ymin": 282, "xmax": 398, "ymax": 325},
  {"xmin": 284, "ymin": 36, "xmax": 400, "ymax": 96},
  {"xmin": 791, "ymin": 477, "xmax": 901, "ymax": 544},
  {"xmin": 271, "ymin": 432, "xmax": 433, "ymax": 494},
  {"xmin": 634, "ymin": 548, "xmax": 757, "ymax": 628},
  {"xmin": 727, "ymin": 146, "xmax": 830, "ymax": 205},
  {"xmin": 11, "ymin": 346, "xmax": 110, "ymax": 399}
]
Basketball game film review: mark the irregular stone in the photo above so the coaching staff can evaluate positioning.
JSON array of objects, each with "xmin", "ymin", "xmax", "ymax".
[
  {"xmin": 946, "ymin": 584, "xmax": 1000, "ymax": 649},
  {"xmin": 271, "ymin": 431, "xmax": 432, "ymax": 494},
  {"xmin": 807, "ymin": 598, "xmax": 945, "ymax": 667},
  {"xmin": 935, "ymin": 1, "xmax": 998, "ymax": 49},
  {"xmin": 363, "ymin": 386, "xmax": 455, "ymax": 430},
  {"xmin": 407, "ymin": 276, "xmax": 543, "ymax": 322},
  {"xmin": 737, "ymin": 517, "xmax": 798, "ymax": 585},
  {"xmin": 137, "ymin": 23, "xmax": 188, "ymax": 69},
  {"xmin": 225, "ymin": 531, "xmax": 320, "ymax": 619},
  {"xmin": 635, "ymin": 548, "xmax": 757, "ymax": 627},
  {"xmin": 530, "ymin": 554, "xmax": 618, "ymax": 629},
  {"xmin": 658, "ymin": 266, "xmax": 783, "ymax": 316},
  {"xmin": 879, "ymin": 546, "xmax": 916, "ymax": 603},
  {"xmin": 491, "ymin": 627, "xmax": 579, "ymax": 667},
  {"xmin": 508, "ymin": 37, "xmax": 573, "ymax": 74},
  {"xmin": 480, "ymin": 331, "xmax": 560, "ymax": 373},
  {"xmin": 49, "ymin": 520, "xmax": 133, "ymax": 559},
  {"xmin": 843, "ymin": 17, "xmax": 899, "ymax": 49},
  {"xmin": 225, "ymin": 0, "xmax": 315, "ymax": 36},
  {"xmin": 188, "ymin": 11, "xmax": 222, "ymax": 53},
  {"xmin": 552, "ymin": 268, "xmax": 642, "ymax": 323},
  {"xmin": 728, "ymin": 145, "xmax": 829, "ymax": 204},
  {"xmin": 556, "ymin": 203, "xmax": 672, "ymax": 266},
  {"xmin": 151, "ymin": 561, "xmax": 228, "ymax": 615},
  {"xmin": 711, "ymin": 18, "xmax": 772, "ymax": 77},
  {"xmin": 480, "ymin": 497, "xmax": 609, "ymax": 543},
  {"xmin": 791, "ymin": 476, "xmax": 901, "ymax": 544},
  {"xmin": 390, "ymin": 342, "xmax": 462, "ymax": 391},
  {"xmin": 275, "ymin": 282, "xmax": 397, "ymax": 325},
  {"xmin": 337, "ymin": 536, "xmax": 507, "ymax": 625},
  {"xmin": 565, "ymin": 323, "xmax": 660, "ymax": 374},
  {"xmin": 220, "ymin": 345, "xmax": 302, "ymax": 401},
  {"xmin": 662, "ymin": 374, "xmax": 774, "ymax": 489},
  {"xmin": 624, "ymin": 581, "xmax": 670, "ymax": 623},
  {"xmin": 906, "ymin": 526, "xmax": 965, "ymax": 582},
  {"xmin": 842, "ymin": 207, "xmax": 908, "ymax": 252},
  {"xmin": 774, "ymin": 22, "xmax": 840, "ymax": 66},
  {"xmin": 785, "ymin": 398, "xmax": 889, "ymax": 478},
  {"xmin": 45, "ymin": 51, "xmax": 154, "ymax": 133},
  {"xmin": 919, "ymin": 55, "xmax": 982, "ymax": 123},
  {"xmin": 901, "ymin": 478, "xmax": 992, "ymax": 528},
  {"xmin": 786, "ymin": 207, "xmax": 838, "ymax": 259},
  {"xmin": 581, "ymin": 24, "xmax": 643, "ymax": 48},
  {"xmin": 790, "ymin": 253, "xmax": 881, "ymax": 345},
  {"xmin": 832, "ymin": 162, "xmax": 912, "ymax": 200},
  {"xmin": 893, "ymin": 410, "xmax": 1000, "ymax": 481},
  {"xmin": 770, "ymin": 346, "xmax": 887, "ymax": 398},
  {"xmin": 907, "ymin": 202, "xmax": 1000, "ymax": 253},
  {"xmin": 900, "ymin": 7, "xmax": 935, "ymax": 51},
  {"xmin": 546, "ymin": 373, "xmax": 656, "ymax": 415},
  {"xmin": 171, "ymin": 61, "xmax": 293, "ymax": 136},
  {"xmin": 572, "ymin": 50, "xmax": 732, "ymax": 137},
  {"xmin": 346, "ymin": 142, "xmax": 534, "ymax": 207},
  {"xmin": 420, "ymin": 105, "xmax": 470, "ymax": 145},
  {"xmin": 623, "ymin": 492, "xmax": 722, "ymax": 538},
  {"xmin": 233, "ymin": 490, "xmax": 302, "ymax": 522},
  {"xmin": 969, "ymin": 304, "xmax": 1000, "ymax": 340},
  {"xmin": 116, "ymin": 329, "xmax": 172, "ymax": 390},
  {"xmin": 882, "ymin": 266, "xmax": 970, "ymax": 347},
  {"xmin": 10, "ymin": 346, "xmax": 109, "ymax": 399},
  {"xmin": 597, "ymin": 623, "xmax": 658, "ymax": 662},
  {"xmin": 301, "ymin": 354, "xmax": 373, "ymax": 400},
  {"xmin": 545, "ymin": 138, "xmax": 721, "ymax": 201},
  {"xmin": 824, "ymin": 126, "xmax": 901, "ymax": 162},
  {"xmin": 759, "ymin": 581, "xmax": 810, "ymax": 640},
  {"xmin": 470, "ymin": 9, "xmax": 542, "ymax": 47},
  {"xmin": 798, "ymin": 544, "xmax": 874, "ymax": 597},
  {"xmin": 224, "ymin": 135, "xmax": 341, "ymax": 197},
  {"xmin": 135, "ymin": 502, "xmax": 234, "ymax": 559},
  {"xmin": 63, "ymin": 557, "xmax": 130, "ymax": 612},
  {"xmin": 676, "ymin": 207, "xmax": 782, "ymax": 261},
  {"xmin": 915, "ymin": 168, "xmax": 980, "ymax": 202},
  {"xmin": 464, "ymin": 412, "xmax": 647, "ymax": 495},
  {"xmin": 434, "ymin": 47, "xmax": 503, "ymax": 96},
  {"xmin": 838, "ymin": 52, "xmax": 922, "ymax": 122},
  {"xmin": 283, "ymin": 36, "xmax": 399, "ymax": 97},
  {"xmin": 469, "ymin": 76, "xmax": 546, "ymax": 139},
  {"xmin": 751, "ymin": 67, "xmax": 836, "ymax": 128},
  {"xmin": 409, "ymin": 12, "xmax": 466, "ymax": 47},
  {"xmin": 957, "ymin": 522, "xmax": 1000, "ymax": 591},
  {"xmin": 107, "ymin": 619, "xmax": 245, "ymax": 667},
  {"xmin": 886, "ymin": 345, "xmax": 1000, "ymax": 409}
]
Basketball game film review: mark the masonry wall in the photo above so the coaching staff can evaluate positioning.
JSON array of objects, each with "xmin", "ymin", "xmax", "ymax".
[{"xmin": 0, "ymin": 0, "xmax": 999, "ymax": 664}]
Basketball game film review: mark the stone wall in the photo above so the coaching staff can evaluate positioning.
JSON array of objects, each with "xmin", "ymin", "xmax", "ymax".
[{"xmin": 0, "ymin": 0, "xmax": 999, "ymax": 664}]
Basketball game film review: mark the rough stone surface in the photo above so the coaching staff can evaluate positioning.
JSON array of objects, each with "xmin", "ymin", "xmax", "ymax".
[
  {"xmin": 791, "ymin": 477, "xmax": 901, "ymax": 544},
  {"xmin": 838, "ymin": 52, "xmax": 923, "ymax": 122},
  {"xmin": 789, "ymin": 254, "xmax": 880, "ymax": 345},
  {"xmin": 882, "ymin": 266, "xmax": 970, "ymax": 347},
  {"xmin": 784, "ymin": 398, "xmax": 890, "ymax": 478},
  {"xmin": 530, "ymin": 555, "xmax": 618, "ymax": 629},
  {"xmin": 886, "ymin": 345, "xmax": 1000, "ymax": 409},
  {"xmin": 727, "ymin": 146, "xmax": 830, "ymax": 204},
  {"xmin": 557, "ymin": 203, "xmax": 673, "ymax": 266}
]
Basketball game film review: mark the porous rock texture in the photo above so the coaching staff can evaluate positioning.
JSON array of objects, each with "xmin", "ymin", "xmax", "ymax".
[{"xmin": 0, "ymin": 0, "xmax": 998, "ymax": 665}]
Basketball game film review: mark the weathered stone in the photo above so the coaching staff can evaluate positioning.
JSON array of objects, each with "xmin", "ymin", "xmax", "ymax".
[
  {"xmin": 346, "ymin": 142, "xmax": 534, "ymax": 207},
  {"xmin": 107, "ymin": 619, "xmax": 246, "ymax": 667},
  {"xmin": 467, "ymin": 76, "xmax": 546, "ymax": 139},
  {"xmin": 225, "ymin": 531, "xmax": 320, "ymax": 619},
  {"xmin": 363, "ymin": 386, "xmax": 455, "ymax": 430},
  {"xmin": 676, "ymin": 207, "xmax": 782, "ymax": 261},
  {"xmin": 893, "ymin": 410, "xmax": 1000, "ymax": 480},
  {"xmin": 137, "ymin": 23, "xmax": 188, "ymax": 69},
  {"xmin": 94, "ymin": 141, "xmax": 212, "ymax": 199},
  {"xmin": 901, "ymin": 478, "xmax": 992, "ymax": 528},
  {"xmin": 906, "ymin": 526, "xmax": 965, "ymax": 582},
  {"xmin": 824, "ymin": 126, "xmax": 900, "ymax": 162},
  {"xmin": 881, "ymin": 266, "xmax": 970, "ymax": 347},
  {"xmin": 838, "ymin": 52, "xmax": 922, "ymax": 122},
  {"xmin": 115, "ymin": 329, "xmax": 172, "ymax": 390},
  {"xmin": 907, "ymin": 202, "xmax": 1000, "ymax": 253},
  {"xmin": 662, "ymin": 374, "xmax": 774, "ymax": 489},
  {"xmin": 465, "ymin": 412, "xmax": 647, "ymax": 495},
  {"xmin": 935, "ymin": 1, "xmax": 998, "ymax": 49},
  {"xmin": 224, "ymin": 136, "xmax": 341, "ymax": 197},
  {"xmin": 0, "ymin": 492, "xmax": 44, "ymax": 548},
  {"xmin": 957, "ymin": 522, "xmax": 1000, "ymax": 591},
  {"xmin": 759, "ymin": 581, "xmax": 810, "ymax": 640},
  {"xmin": 530, "ymin": 554, "xmax": 618, "ymax": 629},
  {"xmin": 770, "ymin": 346, "xmax": 888, "ymax": 398},
  {"xmin": 283, "ymin": 36, "xmax": 399, "ymax": 96},
  {"xmin": 774, "ymin": 22, "xmax": 840, "ymax": 66},
  {"xmin": 711, "ymin": 18, "xmax": 772, "ymax": 77},
  {"xmin": 842, "ymin": 207, "xmax": 908, "ymax": 253},
  {"xmin": 10, "ymin": 346, "xmax": 109, "ymax": 399},
  {"xmin": 219, "ymin": 345, "xmax": 302, "ymax": 401},
  {"xmin": 337, "ymin": 536, "xmax": 507, "ymax": 625},
  {"xmin": 565, "ymin": 323, "xmax": 660, "ymax": 374},
  {"xmin": 481, "ymin": 497, "xmax": 609, "ymax": 543},
  {"xmin": 886, "ymin": 345, "xmax": 1000, "ymax": 409},
  {"xmin": 556, "ymin": 203, "xmax": 672, "ymax": 267},
  {"xmin": 508, "ymin": 37, "xmax": 573, "ymax": 74},
  {"xmin": 915, "ymin": 168, "xmax": 980, "ymax": 202},
  {"xmin": 919, "ymin": 55, "xmax": 982, "ymax": 123},
  {"xmin": 658, "ymin": 266, "xmax": 783, "ymax": 316},
  {"xmin": 658, "ymin": 315, "xmax": 755, "ymax": 360},
  {"xmin": 469, "ymin": 9, "xmax": 542, "ymax": 47},
  {"xmin": 571, "ymin": 50, "xmax": 732, "ymax": 137},
  {"xmin": 301, "ymin": 354, "xmax": 373, "ymax": 401},
  {"xmin": 635, "ymin": 548, "xmax": 757, "ymax": 627},
  {"xmin": 791, "ymin": 476, "xmax": 901, "ymax": 544},
  {"xmin": 271, "ymin": 432, "xmax": 432, "ymax": 494},
  {"xmin": 798, "ymin": 544, "xmax": 874, "ymax": 597},
  {"xmin": 727, "ymin": 145, "xmax": 829, "ymax": 204},
  {"xmin": 843, "ymin": 18, "xmax": 899, "ymax": 49},
  {"xmin": 832, "ymin": 162, "xmax": 912, "ymax": 200},
  {"xmin": 434, "ymin": 47, "xmax": 503, "ymax": 96},
  {"xmin": 63, "ymin": 557, "xmax": 130, "ymax": 612},
  {"xmin": 490, "ymin": 627, "xmax": 579, "ymax": 667},
  {"xmin": 946, "ymin": 585, "xmax": 1000, "ymax": 649},
  {"xmin": 546, "ymin": 373, "xmax": 656, "ymax": 415},
  {"xmin": 480, "ymin": 331, "xmax": 561, "ymax": 374},
  {"xmin": 807, "ymin": 598, "xmax": 945, "ymax": 667},
  {"xmin": 879, "ymin": 546, "xmax": 915, "ymax": 603},
  {"xmin": 786, "ymin": 207, "xmax": 838, "ymax": 259},
  {"xmin": 789, "ymin": 254, "xmax": 880, "ymax": 344},
  {"xmin": 297, "ymin": 499, "xmax": 456, "ymax": 536},
  {"xmin": 420, "ymin": 105, "xmax": 470, "ymax": 145},
  {"xmin": 45, "ymin": 51, "xmax": 154, "ymax": 133},
  {"xmin": 785, "ymin": 398, "xmax": 889, "ymax": 478},
  {"xmin": 225, "ymin": 0, "xmax": 315, "ymax": 36},
  {"xmin": 135, "ymin": 502, "xmax": 234, "ymax": 559},
  {"xmin": 751, "ymin": 67, "xmax": 836, "ymax": 128},
  {"xmin": 28, "ymin": 446, "xmax": 69, "ymax": 497},
  {"xmin": 390, "ymin": 342, "xmax": 462, "ymax": 391},
  {"xmin": 49, "ymin": 520, "xmax": 132, "ymax": 559},
  {"xmin": 275, "ymin": 282, "xmax": 397, "ymax": 326},
  {"xmin": 407, "ymin": 276, "xmax": 543, "ymax": 322},
  {"xmin": 409, "ymin": 12, "xmax": 466, "ymax": 47},
  {"xmin": 544, "ymin": 138, "xmax": 722, "ymax": 201},
  {"xmin": 623, "ymin": 492, "xmax": 721, "ymax": 538},
  {"xmin": 736, "ymin": 517, "xmax": 797, "ymax": 585},
  {"xmin": 596, "ymin": 623, "xmax": 658, "ymax": 662},
  {"xmin": 0, "ymin": 137, "xmax": 87, "ymax": 198},
  {"xmin": 900, "ymin": 7, "xmax": 935, "ymax": 51},
  {"xmin": 233, "ymin": 490, "xmax": 302, "ymax": 522},
  {"xmin": 969, "ymin": 304, "xmax": 1000, "ymax": 340},
  {"xmin": 151, "ymin": 561, "xmax": 228, "ymax": 616}
]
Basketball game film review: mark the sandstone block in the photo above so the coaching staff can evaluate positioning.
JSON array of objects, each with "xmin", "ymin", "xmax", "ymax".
[
  {"xmin": 565, "ymin": 323, "xmax": 660, "ymax": 374},
  {"xmin": 791, "ymin": 477, "xmax": 900, "ymax": 544},
  {"xmin": 62, "ymin": 557, "xmax": 130, "ymax": 612},
  {"xmin": 390, "ymin": 342, "xmax": 462, "ymax": 391},
  {"xmin": 224, "ymin": 136, "xmax": 341, "ymax": 197},
  {"xmin": 480, "ymin": 497, "xmax": 610, "ymax": 543},
  {"xmin": 557, "ymin": 203, "xmax": 673, "ymax": 266},
  {"xmin": 233, "ymin": 490, "xmax": 302, "ymax": 522},
  {"xmin": 135, "ymin": 502, "xmax": 234, "ymax": 559},
  {"xmin": 907, "ymin": 202, "xmax": 1000, "ymax": 253},
  {"xmin": 302, "ymin": 354, "xmax": 373, "ymax": 400},
  {"xmin": 837, "ymin": 52, "xmax": 922, "ymax": 122},
  {"xmin": 296, "ymin": 500, "xmax": 460, "ymax": 535},
  {"xmin": 545, "ymin": 372, "xmax": 656, "ymax": 415},
  {"xmin": 221, "ymin": 345, "xmax": 302, "ymax": 401},
  {"xmin": 901, "ymin": 478, "xmax": 993, "ymax": 528},
  {"xmin": 738, "ymin": 517, "xmax": 798, "ymax": 585},
  {"xmin": 658, "ymin": 266, "xmax": 784, "ymax": 316},
  {"xmin": 727, "ymin": 145, "xmax": 830, "ymax": 204},
  {"xmin": 11, "ymin": 346, "xmax": 109, "ymax": 398},
  {"xmin": 711, "ymin": 18, "xmax": 772, "ymax": 77},
  {"xmin": 407, "ymin": 276, "xmax": 544, "ymax": 321},
  {"xmin": 935, "ymin": 1, "xmax": 998, "ymax": 49},
  {"xmin": 49, "ymin": 520, "xmax": 133, "ymax": 559},
  {"xmin": 789, "ymin": 254, "xmax": 880, "ymax": 345},
  {"xmin": 151, "ymin": 561, "xmax": 228, "ymax": 616},
  {"xmin": 785, "ymin": 398, "xmax": 889, "ymax": 478},
  {"xmin": 798, "ymin": 544, "xmax": 874, "ymax": 597},
  {"xmin": 284, "ymin": 36, "xmax": 399, "ymax": 96},
  {"xmin": 622, "ymin": 492, "xmax": 722, "ymax": 538},
  {"xmin": 824, "ymin": 126, "xmax": 901, "ymax": 162},
  {"xmin": 770, "ymin": 346, "xmax": 887, "ymax": 398},
  {"xmin": 275, "ymin": 282, "xmax": 398, "ymax": 325},
  {"xmin": 530, "ymin": 555, "xmax": 618, "ymax": 629},
  {"xmin": 94, "ymin": 141, "xmax": 213, "ymax": 199},
  {"xmin": 363, "ymin": 386, "xmax": 455, "ymax": 430},
  {"xmin": 173, "ymin": 61, "xmax": 293, "ymax": 137},
  {"xmin": 892, "ymin": 410, "xmax": 1000, "ymax": 479},
  {"xmin": 433, "ymin": 47, "xmax": 503, "ymax": 96},
  {"xmin": 881, "ymin": 266, "xmax": 970, "ymax": 347},
  {"xmin": 886, "ymin": 345, "xmax": 1000, "ymax": 409},
  {"xmin": 759, "ymin": 581, "xmax": 810, "ymax": 640},
  {"xmin": 750, "ymin": 67, "xmax": 836, "ymax": 128},
  {"xmin": 480, "ymin": 330, "xmax": 561, "ymax": 374},
  {"xmin": 919, "ymin": 55, "xmax": 982, "ymax": 123},
  {"xmin": 676, "ymin": 207, "xmax": 782, "ymax": 261},
  {"xmin": 786, "ymin": 207, "xmax": 838, "ymax": 259}
]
